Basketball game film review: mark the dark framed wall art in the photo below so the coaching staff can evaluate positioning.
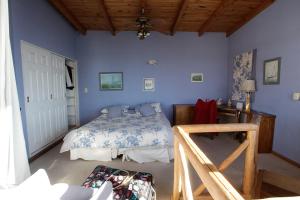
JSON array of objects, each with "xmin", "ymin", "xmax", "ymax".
[{"xmin": 263, "ymin": 57, "xmax": 281, "ymax": 85}]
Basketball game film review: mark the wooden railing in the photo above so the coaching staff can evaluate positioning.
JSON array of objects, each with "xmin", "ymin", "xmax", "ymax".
[{"xmin": 172, "ymin": 123, "xmax": 259, "ymax": 200}]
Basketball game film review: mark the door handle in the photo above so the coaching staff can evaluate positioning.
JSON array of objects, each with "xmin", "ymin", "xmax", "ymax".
[
  {"xmin": 27, "ymin": 96, "xmax": 30, "ymax": 103},
  {"xmin": 50, "ymin": 94, "xmax": 53, "ymax": 99}
]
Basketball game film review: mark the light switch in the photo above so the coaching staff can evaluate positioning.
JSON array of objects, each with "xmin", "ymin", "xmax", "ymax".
[
  {"xmin": 292, "ymin": 92, "xmax": 300, "ymax": 101},
  {"xmin": 84, "ymin": 88, "xmax": 88, "ymax": 93}
]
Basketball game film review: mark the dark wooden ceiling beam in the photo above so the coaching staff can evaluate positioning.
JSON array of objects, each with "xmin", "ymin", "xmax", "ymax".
[
  {"xmin": 98, "ymin": 0, "xmax": 116, "ymax": 36},
  {"xmin": 49, "ymin": 0, "xmax": 86, "ymax": 34},
  {"xmin": 48, "ymin": 0, "xmax": 274, "ymax": 37},
  {"xmin": 198, "ymin": 0, "xmax": 235, "ymax": 37},
  {"xmin": 170, "ymin": 0, "xmax": 189, "ymax": 35},
  {"xmin": 226, "ymin": 0, "xmax": 275, "ymax": 37}
]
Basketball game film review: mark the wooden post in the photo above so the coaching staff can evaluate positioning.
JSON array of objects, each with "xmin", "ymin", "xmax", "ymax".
[
  {"xmin": 178, "ymin": 143, "xmax": 194, "ymax": 200},
  {"xmin": 242, "ymin": 130, "xmax": 257, "ymax": 197},
  {"xmin": 172, "ymin": 136, "xmax": 182, "ymax": 200}
]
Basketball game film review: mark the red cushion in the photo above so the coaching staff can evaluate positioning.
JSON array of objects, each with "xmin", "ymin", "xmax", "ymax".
[
  {"xmin": 193, "ymin": 99, "xmax": 217, "ymax": 124},
  {"xmin": 208, "ymin": 100, "xmax": 217, "ymax": 124}
]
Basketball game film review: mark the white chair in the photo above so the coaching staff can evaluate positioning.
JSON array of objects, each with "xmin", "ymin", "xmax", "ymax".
[{"xmin": 0, "ymin": 169, "xmax": 113, "ymax": 200}]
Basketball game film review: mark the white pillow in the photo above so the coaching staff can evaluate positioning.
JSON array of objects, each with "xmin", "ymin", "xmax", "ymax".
[
  {"xmin": 100, "ymin": 108, "xmax": 109, "ymax": 114},
  {"xmin": 150, "ymin": 102, "xmax": 162, "ymax": 113},
  {"xmin": 100, "ymin": 105, "xmax": 129, "ymax": 114}
]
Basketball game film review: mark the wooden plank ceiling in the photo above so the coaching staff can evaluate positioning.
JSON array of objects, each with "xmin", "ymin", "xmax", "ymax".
[{"xmin": 49, "ymin": 0, "xmax": 275, "ymax": 37}]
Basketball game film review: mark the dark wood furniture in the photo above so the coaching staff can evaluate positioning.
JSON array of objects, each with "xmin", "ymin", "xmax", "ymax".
[
  {"xmin": 217, "ymin": 105, "xmax": 241, "ymax": 123},
  {"xmin": 242, "ymin": 110, "xmax": 276, "ymax": 153},
  {"xmin": 173, "ymin": 104, "xmax": 195, "ymax": 126},
  {"xmin": 254, "ymin": 170, "xmax": 300, "ymax": 198},
  {"xmin": 173, "ymin": 104, "xmax": 276, "ymax": 153},
  {"xmin": 172, "ymin": 104, "xmax": 241, "ymax": 125}
]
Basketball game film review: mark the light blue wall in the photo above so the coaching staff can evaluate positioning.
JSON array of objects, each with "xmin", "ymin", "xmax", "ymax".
[
  {"xmin": 10, "ymin": 0, "xmax": 299, "ymax": 163},
  {"xmin": 9, "ymin": 0, "xmax": 78, "ymax": 152},
  {"xmin": 228, "ymin": 0, "xmax": 300, "ymax": 162},
  {"xmin": 76, "ymin": 32, "xmax": 229, "ymax": 123}
]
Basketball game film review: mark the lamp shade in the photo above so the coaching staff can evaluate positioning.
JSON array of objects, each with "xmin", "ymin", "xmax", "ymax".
[{"xmin": 241, "ymin": 80, "xmax": 256, "ymax": 92}]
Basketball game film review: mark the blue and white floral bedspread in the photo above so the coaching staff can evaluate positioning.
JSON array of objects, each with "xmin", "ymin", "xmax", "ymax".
[{"xmin": 60, "ymin": 113, "xmax": 172, "ymax": 152}]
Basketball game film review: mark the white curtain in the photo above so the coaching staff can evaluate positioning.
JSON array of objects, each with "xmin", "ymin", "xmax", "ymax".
[{"xmin": 0, "ymin": 0, "xmax": 30, "ymax": 187}]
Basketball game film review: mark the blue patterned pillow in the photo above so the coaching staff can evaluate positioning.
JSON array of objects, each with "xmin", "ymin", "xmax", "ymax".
[
  {"xmin": 108, "ymin": 106, "xmax": 122, "ymax": 118},
  {"xmin": 139, "ymin": 104, "xmax": 156, "ymax": 117},
  {"xmin": 135, "ymin": 102, "xmax": 161, "ymax": 113}
]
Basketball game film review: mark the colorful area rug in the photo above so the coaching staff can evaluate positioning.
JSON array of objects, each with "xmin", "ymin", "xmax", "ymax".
[{"xmin": 82, "ymin": 165, "xmax": 155, "ymax": 200}]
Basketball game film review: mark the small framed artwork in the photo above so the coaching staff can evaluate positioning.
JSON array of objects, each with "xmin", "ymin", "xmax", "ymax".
[
  {"xmin": 263, "ymin": 57, "xmax": 281, "ymax": 85},
  {"xmin": 99, "ymin": 72, "xmax": 123, "ymax": 90},
  {"xmin": 191, "ymin": 73, "xmax": 204, "ymax": 83},
  {"xmin": 144, "ymin": 78, "xmax": 155, "ymax": 91}
]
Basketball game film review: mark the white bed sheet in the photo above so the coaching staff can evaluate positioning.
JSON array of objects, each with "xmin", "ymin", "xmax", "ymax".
[
  {"xmin": 70, "ymin": 146, "xmax": 174, "ymax": 163},
  {"xmin": 61, "ymin": 112, "xmax": 174, "ymax": 163}
]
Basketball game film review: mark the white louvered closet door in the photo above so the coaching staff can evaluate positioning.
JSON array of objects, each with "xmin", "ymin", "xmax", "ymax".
[{"xmin": 21, "ymin": 42, "xmax": 68, "ymax": 156}]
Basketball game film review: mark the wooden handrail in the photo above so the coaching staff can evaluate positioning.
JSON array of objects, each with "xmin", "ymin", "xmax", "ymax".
[
  {"xmin": 172, "ymin": 123, "xmax": 259, "ymax": 200},
  {"xmin": 172, "ymin": 123, "xmax": 300, "ymax": 200},
  {"xmin": 178, "ymin": 123, "xmax": 258, "ymax": 133}
]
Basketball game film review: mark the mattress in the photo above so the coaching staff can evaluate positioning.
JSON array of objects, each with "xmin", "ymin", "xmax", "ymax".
[{"xmin": 60, "ymin": 112, "xmax": 174, "ymax": 162}]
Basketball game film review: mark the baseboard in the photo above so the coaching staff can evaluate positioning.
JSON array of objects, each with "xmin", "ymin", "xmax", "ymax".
[
  {"xmin": 28, "ymin": 127, "xmax": 78, "ymax": 163},
  {"xmin": 272, "ymin": 151, "xmax": 300, "ymax": 168},
  {"xmin": 29, "ymin": 138, "xmax": 63, "ymax": 163}
]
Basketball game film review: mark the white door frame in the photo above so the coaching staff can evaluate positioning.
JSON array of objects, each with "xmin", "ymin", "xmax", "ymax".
[
  {"xmin": 74, "ymin": 61, "xmax": 80, "ymax": 127},
  {"xmin": 66, "ymin": 59, "xmax": 80, "ymax": 127}
]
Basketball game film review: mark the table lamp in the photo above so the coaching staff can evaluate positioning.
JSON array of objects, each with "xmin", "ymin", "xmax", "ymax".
[{"xmin": 241, "ymin": 80, "xmax": 256, "ymax": 113}]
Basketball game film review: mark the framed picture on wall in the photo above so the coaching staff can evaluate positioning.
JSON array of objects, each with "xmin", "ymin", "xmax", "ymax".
[
  {"xmin": 263, "ymin": 57, "xmax": 281, "ymax": 85},
  {"xmin": 191, "ymin": 73, "xmax": 203, "ymax": 83},
  {"xmin": 99, "ymin": 72, "xmax": 123, "ymax": 90},
  {"xmin": 143, "ymin": 78, "xmax": 155, "ymax": 91}
]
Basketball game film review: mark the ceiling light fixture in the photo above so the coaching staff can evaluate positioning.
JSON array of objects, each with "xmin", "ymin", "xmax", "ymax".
[{"xmin": 136, "ymin": 8, "xmax": 151, "ymax": 40}]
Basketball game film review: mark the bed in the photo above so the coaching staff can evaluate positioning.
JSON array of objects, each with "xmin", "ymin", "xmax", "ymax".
[{"xmin": 60, "ymin": 106, "xmax": 174, "ymax": 163}]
